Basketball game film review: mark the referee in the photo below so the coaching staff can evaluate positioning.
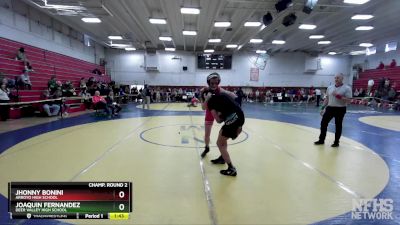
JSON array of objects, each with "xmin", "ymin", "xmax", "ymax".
[{"xmin": 314, "ymin": 73, "xmax": 352, "ymax": 147}]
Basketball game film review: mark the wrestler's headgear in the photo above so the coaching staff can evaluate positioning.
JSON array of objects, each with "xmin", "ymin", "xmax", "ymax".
[{"xmin": 207, "ymin": 72, "xmax": 221, "ymax": 85}]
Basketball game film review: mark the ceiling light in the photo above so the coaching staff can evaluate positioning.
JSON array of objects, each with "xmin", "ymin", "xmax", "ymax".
[
  {"xmin": 159, "ymin": 37, "xmax": 172, "ymax": 41},
  {"xmin": 344, "ymin": 0, "xmax": 370, "ymax": 4},
  {"xmin": 81, "ymin": 18, "xmax": 101, "ymax": 23},
  {"xmin": 214, "ymin": 22, "xmax": 231, "ymax": 27},
  {"xmin": 318, "ymin": 41, "xmax": 331, "ymax": 44},
  {"xmin": 208, "ymin": 39, "xmax": 221, "ymax": 43},
  {"xmin": 351, "ymin": 14, "xmax": 374, "ymax": 20},
  {"xmin": 355, "ymin": 26, "xmax": 374, "ymax": 30},
  {"xmin": 366, "ymin": 47, "xmax": 376, "ymax": 55},
  {"xmin": 350, "ymin": 50, "xmax": 366, "ymax": 55},
  {"xmin": 226, "ymin": 44, "xmax": 238, "ymax": 48},
  {"xmin": 125, "ymin": 48, "xmax": 136, "ymax": 51},
  {"xmin": 359, "ymin": 43, "xmax": 373, "ymax": 47},
  {"xmin": 250, "ymin": 39, "xmax": 263, "ymax": 43},
  {"xmin": 182, "ymin": 30, "xmax": 197, "ymax": 36},
  {"xmin": 204, "ymin": 49, "xmax": 214, "ymax": 53},
  {"xmin": 309, "ymin": 35, "xmax": 325, "ymax": 39},
  {"xmin": 165, "ymin": 48, "xmax": 176, "ymax": 51},
  {"xmin": 256, "ymin": 50, "xmax": 267, "ymax": 54},
  {"xmin": 299, "ymin": 24, "xmax": 316, "ymax": 30},
  {"xmin": 149, "ymin": 18, "xmax": 167, "ymax": 24},
  {"xmin": 272, "ymin": 40, "xmax": 285, "ymax": 44},
  {"xmin": 108, "ymin": 36, "xmax": 123, "ymax": 40},
  {"xmin": 110, "ymin": 44, "xmax": 130, "ymax": 48},
  {"xmin": 180, "ymin": 7, "xmax": 200, "ymax": 14},
  {"xmin": 328, "ymin": 52, "xmax": 337, "ymax": 55},
  {"xmin": 244, "ymin": 22, "xmax": 262, "ymax": 27}
]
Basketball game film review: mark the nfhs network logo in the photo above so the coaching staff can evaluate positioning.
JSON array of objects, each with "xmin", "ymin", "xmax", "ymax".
[{"xmin": 352, "ymin": 199, "xmax": 393, "ymax": 220}]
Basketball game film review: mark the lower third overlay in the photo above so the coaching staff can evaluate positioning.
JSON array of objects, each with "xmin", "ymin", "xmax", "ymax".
[{"xmin": 8, "ymin": 182, "xmax": 132, "ymax": 220}]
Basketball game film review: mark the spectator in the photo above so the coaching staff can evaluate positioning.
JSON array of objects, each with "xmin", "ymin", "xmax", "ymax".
[
  {"xmin": 41, "ymin": 90, "xmax": 60, "ymax": 117},
  {"xmin": 235, "ymin": 87, "xmax": 245, "ymax": 107},
  {"xmin": 315, "ymin": 88, "xmax": 322, "ymax": 106},
  {"xmin": 79, "ymin": 78, "xmax": 87, "ymax": 91},
  {"xmin": 48, "ymin": 76, "xmax": 58, "ymax": 94},
  {"xmin": 388, "ymin": 87, "xmax": 396, "ymax": 102},
  {"xmin": 105, "ymin": 91, "xmax": 122, "ymax": 116},
  {"xmin": 389, "ymin": 59, "xmax": 397, "ymax": 68},
  {"xmin": 376, "ymin": 61, "xmax": 384, "ymax": 69},
  {"xmin": 62, "ymin": 81, "xmax": 75, "ymax": 97},
  {"xmin": 18, "ymin": 70, "xmax": 32, "ymax": 90},
  {"xmin": 79, "ymin": 88, "xmax": 92, "ymax": 109},
  {"xmin": 142, "ymin": 84, "xmax": 151, "ymax": 109},
  {"xmin": 1, "ymin": 73, "xmax": 16, "ymax": 89},
  {"xmin": 92, "ymin": 91, "xmax": 110, "ymax": 116},
  {"xmin": 0, "ymin": 83, "xmax": 10, "ymax": 121},
  {"xmin": 92, "ymin": 68, "xmax": 102, "ymax": 76},
  {"xmin": 15, "ymin": 47, "xmax": 29, "ymax": 65}
]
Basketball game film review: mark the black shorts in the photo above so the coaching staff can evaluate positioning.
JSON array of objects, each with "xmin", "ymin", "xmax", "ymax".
[{"xmin": 221, "ymin": 110, "xmax": 245, "ymax": 140}]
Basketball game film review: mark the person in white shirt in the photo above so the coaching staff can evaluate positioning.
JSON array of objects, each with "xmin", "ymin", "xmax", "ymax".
[
  {"xmin": 314, "ymin": 73, "xmax": 352, "ymax": 147},
  {"xmin": 19, "ymin": 69, "xmax": 32, "ymax": 90},
  {"xmin": 315, "ymin": 88, "xmax": 322, "ymax": 107},
  {"xmin": 0, "ymin": 83, "xmax": 11, "ymax": 121}
]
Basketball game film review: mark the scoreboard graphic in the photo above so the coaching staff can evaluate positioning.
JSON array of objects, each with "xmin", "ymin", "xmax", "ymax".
[{"xmin": 8, "ymin": 182, "xmax": 132, "ymax": 220}]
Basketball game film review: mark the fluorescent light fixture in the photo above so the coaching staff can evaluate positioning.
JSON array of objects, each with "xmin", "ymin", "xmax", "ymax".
[
  {"xmin": 299, "ymin": 24, "xmax": 317, "ymax": 30},
  {"xmin": 81, "ymin": 18, "xmax": 101, "ymax": 23},
  {"xmin": 344, "ymin": 0, "xmax": 370, "ymax": 4},
  {"xmin": 250, "ymin": 39, "xmax": 263, "ymax": 43},
  {"xmin": 309, "ymin": 35, "xmax": 324, "ymax": 39},
  {"xmin": 208, "ymin": 39, "xmax": 221, "ymax": 43},
  {"xmin": 149, "ymin": 18, "xmax": 167, "ymax": 24},
  {"xmin": 182, "ymin": 30, "xmax": 197, "ymax": 36},
  {"xmin": 355, "ymin": 26, "xmax": 374, "ymax": 30},
  {"xmin": 226, "ymin": 44, "xmax": 238, "ymax": 48},
  {"xmin": 351, "ymin": 14, "xmax": 374, "ymax": 20},
  {"xmin": 385, "ymin": 42, "xmax": 397, "ymax": 52},
  {"xmin": 108, "ymin": 36, "xmax": 123, "ymax": 40},
  {"xmin": 350, "ymin": 50, "xmax": 366, "ymax": 55},
  {"xmin": 180, "ymin": 7, "xmax": 200, "ymax": 14},
  {"xmin": 272, "ymin": 40, "xmax": 285, "ymax": 44},
  {"xmin": 318, "ymin": 41, "xmax": 331, "ymax": 45},
  {"xmin": 110, "ymin": 44, "xmax": 130, "ymax": 48},
  {"xmin": 244, "ymin": 22, "xmax": 262, "ymax": 27},
  {"xmin": 204, "ymin": 49, "xmax": 214, "ymax": 53},
  {"xmin": 159, "ymin": 36, "xmax": 172, "ymax": 41},
  {"xmin": 359, "ymin": 43, "xmax": 373, "ymax": 47},
  {"xmin": 214, "ymin": 22, "xmax": 231, "ymax": 27},
  {"xmin": 256, "ymin": 50, "xmax": 267, "ymax": 54},
  {"xmin": 165, "ymin": 48, "xmax": 176, "ymax": 51},
  {"xmin": 366, "ymin": 47, "xmax": 376, "ymax": 55},
  {"xmin": 328, "ymin": 52, "xmax": 337, "ymax": 55},
  {"xmin": 125, "ymin": 47, "xmax": 136, "ymax": 51}
]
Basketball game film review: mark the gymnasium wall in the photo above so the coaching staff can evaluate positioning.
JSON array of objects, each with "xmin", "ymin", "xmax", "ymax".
[
  {"xmin": 0, "ymin": 0, "xmax": 104, "ymax": 64},
  {"xmin": 106, "ymin": 49, "xmax": 351, "ymax": 87}
]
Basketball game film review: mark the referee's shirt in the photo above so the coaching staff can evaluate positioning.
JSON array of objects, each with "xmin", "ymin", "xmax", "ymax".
[{"xmin": 326, "ymin": 84, "xmax": 352, "ymax": 107}]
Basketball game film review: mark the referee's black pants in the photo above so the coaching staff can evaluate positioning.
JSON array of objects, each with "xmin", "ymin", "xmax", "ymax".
[{"xmin": 318, "ymin": 106, "xmax": 346, "ymax": 144}]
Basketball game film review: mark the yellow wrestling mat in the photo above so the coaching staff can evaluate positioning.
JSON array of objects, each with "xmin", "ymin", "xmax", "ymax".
[
  {"xmin": 136, "ymin": 102, "xmax": 203, "ymax": 111},
  {"xmin": 0, "ymin": 116, "xmax": 389, "ymax": 225},
  {"xmin": 359, "ymin": 115, "xmax": 400, "ymax": 132}
]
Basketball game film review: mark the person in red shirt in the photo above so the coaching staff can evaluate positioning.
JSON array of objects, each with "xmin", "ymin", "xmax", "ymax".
[
  {"xmin": 377, "ymin": 61, "xmax": 385, "ymax": 69},
  {"xmin": 389, "ymin": 59, "xmax": 397, "ymax": 68},
  {"xmin": 92, "ymin": 91, "xmax": 110, "ymax": 116}
]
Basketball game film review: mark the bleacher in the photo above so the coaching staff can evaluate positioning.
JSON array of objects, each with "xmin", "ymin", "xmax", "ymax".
[
  {"xmin": 0, "ymin": 37, "xmax": 110, "ymax": 118},
  {"xmin": 353, "ymin": 66, "xmax": 400, "ymax": 91}
]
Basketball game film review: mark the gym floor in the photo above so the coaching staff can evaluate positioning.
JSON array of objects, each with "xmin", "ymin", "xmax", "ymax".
[{"xmin": 0, "ymin": 102, "xmax": 399, "ymax": 225}]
